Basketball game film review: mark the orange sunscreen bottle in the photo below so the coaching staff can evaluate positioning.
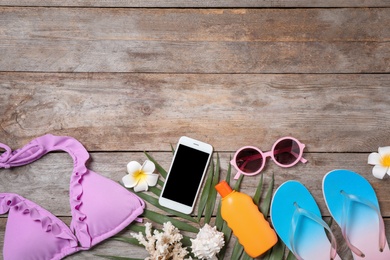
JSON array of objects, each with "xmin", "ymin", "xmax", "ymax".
[{"xmin": 215, "ymin": 181, "xmax": 278, "ymax": 258}]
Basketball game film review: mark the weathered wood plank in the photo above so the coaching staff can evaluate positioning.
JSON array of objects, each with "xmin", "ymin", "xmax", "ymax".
[
  {"xmin": 4, "ymin": 217, "xmax": 390, "ymax": 260},
  {"xmin": 1, "ymin": 216, "xmax": 389, "ymax": 260},
  {"xmin": 1, "ymin": 73, "xmax": 390, "ymax": 152},
  {"xmin": 1, "ymin": 151, "xmax": 389, "ymax": 259},
  {"xmin": 0, "ymin": 216, "xmax": 370, "ymax": 260},
  {"xmin": 0, "ymin": 3, "xmax": 388, "ymax": 260},
  {"xmin": 0, "ymin": 152, "xmax": 388, "ymax": 216},
  {"xmin": 0, "ymin": 0, "xmax": 389, "ymax": 8},
  {"xmin": 0, "ymin": 8, "xmax": 389, "ymax": 73}
]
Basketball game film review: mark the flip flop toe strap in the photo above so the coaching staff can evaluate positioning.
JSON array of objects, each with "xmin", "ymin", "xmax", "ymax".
[
  {"xmin": 340, "ymin": 190, "xmax": 386, "ymax": 257},
  {"xmin": 289, "ymin": 202, "xmax": 338, "ymax": 260}
]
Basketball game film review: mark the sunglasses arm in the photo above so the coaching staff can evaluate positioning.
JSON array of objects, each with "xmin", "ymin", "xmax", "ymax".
[{"xmin": 230, "ymin": 154, "xmax": 262, "ymax": 179}]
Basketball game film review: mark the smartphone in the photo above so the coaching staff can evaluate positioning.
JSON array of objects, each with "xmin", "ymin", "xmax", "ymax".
[{"xmin": 159, "ymin": 136, "xmax": 213, "ymax": 214}]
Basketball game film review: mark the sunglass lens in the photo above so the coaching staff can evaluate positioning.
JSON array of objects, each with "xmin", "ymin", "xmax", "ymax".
[
  {"xmin": 273, "ymin": 139, "xmax": 301, "ymax": 165},
  {"xmin": 235, "ymin": 148, "xmax": 263, "ymax": 173},
  {"xmin": 274, "ymin": 139, "xmax": 301, "ymax": 165}
]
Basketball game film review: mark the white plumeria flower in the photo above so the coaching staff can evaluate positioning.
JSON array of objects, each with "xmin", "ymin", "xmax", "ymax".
[
  {"xmin": 368, "ymin": 146, "xmax": 390, "ymax": 179},
  {"xmin": 122, "ymin": 160, "xmax": 159, "ymax": 192}
]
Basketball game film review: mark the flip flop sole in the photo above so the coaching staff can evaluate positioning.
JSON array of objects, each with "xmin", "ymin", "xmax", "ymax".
[
  {"xmin": 323, "ymin": 169, "xmax": 390, "ymax": 259},
  {"xmin": 271, "ymin": 180, "xmax": 340, "ymax": 260}
]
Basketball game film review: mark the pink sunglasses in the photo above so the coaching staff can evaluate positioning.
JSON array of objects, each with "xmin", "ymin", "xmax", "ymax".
[{"xmin": 230, "ymin": 137, "xmax": 307, "ymax": 179}]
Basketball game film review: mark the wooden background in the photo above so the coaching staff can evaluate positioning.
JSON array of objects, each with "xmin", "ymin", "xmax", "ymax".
[{"xmin": 1, "ymin": 1, "xmax": 390, "ymax": 259}]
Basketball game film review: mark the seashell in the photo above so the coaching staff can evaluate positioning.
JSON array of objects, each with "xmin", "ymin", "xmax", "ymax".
[{"xmin": 190, "ymin": 224, "xmax": 225, "ymax": 260}]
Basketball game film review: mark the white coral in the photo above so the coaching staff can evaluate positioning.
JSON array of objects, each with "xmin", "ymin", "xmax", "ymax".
[
  {"xmin": 131, "ymin": 221, "xmax": 191, "ymax": 260},
  {"xmin": 190, "ymin": 224, "xmax": 225, "ymax": 260}
]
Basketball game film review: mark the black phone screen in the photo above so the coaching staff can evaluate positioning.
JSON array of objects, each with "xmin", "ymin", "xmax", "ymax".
[{"xmin": 161, "ymin": 144, "xmax": 210, "ymax": 206}]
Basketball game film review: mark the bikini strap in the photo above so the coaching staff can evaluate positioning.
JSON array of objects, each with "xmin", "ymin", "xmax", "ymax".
[{"xmin": 0, "ymin": 134, "xmax": 89, "ymax": 173}]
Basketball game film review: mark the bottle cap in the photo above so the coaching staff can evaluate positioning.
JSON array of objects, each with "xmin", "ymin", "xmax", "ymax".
[{"xmin": 215, "ymin": 181, "xmax": 233, "ymax": 198}]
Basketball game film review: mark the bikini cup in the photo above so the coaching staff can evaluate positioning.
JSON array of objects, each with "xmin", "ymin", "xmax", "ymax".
[{"xmin": 0, "ymin": 134, "xmax": 145, "ymax": 260}]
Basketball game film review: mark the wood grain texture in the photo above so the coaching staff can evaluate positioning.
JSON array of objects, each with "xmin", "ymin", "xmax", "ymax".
[
  {"xmin": 2, "ymin": 217, "xmax": 390, "ymax": 259},
  {"xmin": 1, "ymin": 73, "xmax": 390, "ymax": 152},
  {"xmin": 0, "ymin": 0, "xmax": 390, "ymax": 8},
  {"xmin": 0, "ymin": 8, "xmax": 389, "ymax": 73},
  {"xmin": 0, "ymin": 151, "xmax": 390, "ymax": 260},
  {"xmin": 4, "ymin": 217, "xmax": 390, "ymax": 259},
  {"xmin": 0, "ymin": 152, "xmax": 388, "ymax": 216},
  {"xmin": 1, "ymin": 3, "xmax": 390, "ymax": 260}
]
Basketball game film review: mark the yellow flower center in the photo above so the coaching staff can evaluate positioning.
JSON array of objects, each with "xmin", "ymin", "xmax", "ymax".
[
  {"xmin": 134, "ymin": 169, "xmax": 147, "ymax": 181},
  {"xmin": 381, "ymin": 154, "xmax": 390, "ymax": 167}
]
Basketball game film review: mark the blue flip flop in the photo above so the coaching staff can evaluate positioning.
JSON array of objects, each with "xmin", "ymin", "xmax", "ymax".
[
  {"xmin": 271, "ymin": 181, "xmax": 340, "ymax": 260},
  {"xmin": 323, "ymin": 169, "xmax": 390, "ymax": 259}
]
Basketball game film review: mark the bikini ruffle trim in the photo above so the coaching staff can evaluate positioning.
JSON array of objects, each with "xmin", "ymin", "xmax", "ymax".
[
  {"xmin": 0, "ymin": 136, "xmax": 93, "ymax": 248},
  {"xmin": 0, "ymin": 194, "xmax": 78, "ymax": 247},
  {"xmin": 70, "ymin": 163, "xmax": 91, "ymax": 248}
]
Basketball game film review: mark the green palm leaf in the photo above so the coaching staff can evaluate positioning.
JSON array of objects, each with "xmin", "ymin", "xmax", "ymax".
[
  {"xmin": 241, "ymin": 252, "xmax": 253, "ymax": 260},
  {"xmin": 267, "ymin": 239, "xmax": 286, "ymax": 260},
  {"xmin": 233, "ymin": 174, "xmax": 244, "ymax": 190},
  {"xmin": 215, "ymin": 159, "xmax": 231, "ymax": 231},
  {"xmin": 109, "ymin": 151, "xmax": 281, "ymax": 260},
  {"xmin": 204, "ymin": 153, "xmax": 220, "ymax": 224},
  {"xmin": 95, "ymin": 255, "xmax": 143, "ymax": 260},
  {"xmin": 135, "ymin": 192, "xmax": 198, "ymax": 223},
  {"xmin": 128, "ymin": 223, "xmax": 146, "ymax": 233},
  {"xmin": 147, "ymin": 186, "xmax": 161, "ymax": 197},
  {"xmin": 125, "ymin": 223, "xmax": 194, "ymax": 248},
  {"xmin": 111, "ymin": 224, "xmax": 145, "ymax": 246},
  {"xmin": 143, "ymin": 209, "xmax": 199, "ymax": 233},
  {"xmin": 286, "ymin": 251, "xmax": 296, "ymax": 260},
  {"xmin": 181, "ymin": 235, "xmax": 192, "ymax": 247},
  {"xmin": 253, "ymin": 174, "xmax": 264, "ymax": 205},
  {"xmin": 113, "ymin": 237, "xmax": 142, "ymax": 246},
  {"xmin": 231, "ymin": 240, "xmax": 244, "ymax": 259},
  {"xmin": 259, "ymin": 174, "xmax": 274, "ymax": 216},
  {"xmin": 144, "ymin": 152, "xmax": 167, "ymax": 179},
  {"xmin": 216, "ymin": 159, "xmax": 232, "ymax": 260},
  {"xmin": 197, "ymin": 159, "xmax": 215, "ymax": 221}
]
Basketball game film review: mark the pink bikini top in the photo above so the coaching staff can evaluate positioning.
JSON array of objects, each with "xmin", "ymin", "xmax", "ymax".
[{"xmin": 0, "ymin": 134, "xmax": 145, "ymax": 260}]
